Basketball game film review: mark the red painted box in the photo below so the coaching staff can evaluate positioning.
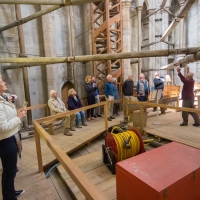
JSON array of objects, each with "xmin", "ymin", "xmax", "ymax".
[{"xmin": 116, "ymin": 142, "xmax": 200, "ymax": 200}]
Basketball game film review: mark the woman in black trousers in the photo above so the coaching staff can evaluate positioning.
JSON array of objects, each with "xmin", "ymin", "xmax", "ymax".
[
  {"xmin": 0, "ymin": 75, "xmax": 27, "ymax": 200},
  {"xmin": 84, "ymin": 75, "xmax": 96, "ymax": 121}
]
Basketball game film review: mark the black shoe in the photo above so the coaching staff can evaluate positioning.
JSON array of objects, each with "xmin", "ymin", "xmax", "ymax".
[
  {"xmin": 93, "ymin": 115, "xmax": 97, "ymax": 118},
  {"xmin": 96, "ymin": 114, "xmax": 102, "ymax": 117},
  {"xmin": 82, "ymin": 123, "xmax": 87, "ymax": 126},
  {"xmin": 16, "ymin": 167, "xmax": 19, "ymax": 172},
  {"xmin": 110, "ymin": 116, "xmax": 115, "ymax": 119},
  {"xmin": 193, "ymin": 124, "xmax": 200, "ymax": 127},
  {"xmin": 180, "ymin": 123, "xmax": 188, "ymax": 126},
  {"xmin": 15, "ymin": 190, "xmax": 25, "ymax": 197},
  {"xmin": 108, "ymin": 117, "xmax": 112, "ymax": 121}
]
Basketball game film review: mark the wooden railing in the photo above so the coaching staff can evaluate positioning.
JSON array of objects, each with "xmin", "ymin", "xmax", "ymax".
[
  {"xmin": 33, "ymin": 102, "xmax": 111, "ymax": 200},
  {"xmin": 124, "ymin": 99, "xmax": 200, "ymax": 134},
  {"xmin": 32, "ymin": 99, "xmax": 200, "ymax": 200}
]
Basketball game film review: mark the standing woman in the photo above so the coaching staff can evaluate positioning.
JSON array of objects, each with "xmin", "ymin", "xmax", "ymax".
[
  {"xmin": 0, "ymin": 75, "xmax": 27, "ymax": 199},
  {"xmin": 84, "ymin": 75, "xmax": 95, "ymax": 121},
  {"xmin": 137, "ymin": 73, "xmax": 150, "ymax": 101},
  {"xmin": 112, "ymin": 78, "xmax": 120, "ymax": 116}
]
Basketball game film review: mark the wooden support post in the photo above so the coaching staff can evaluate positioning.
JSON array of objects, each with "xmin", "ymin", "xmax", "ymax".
[
  {"xmin": 0, "ymin": 5, "xmax": 62, "ymax": 32},
  {"xmin": 34, "ymin": 127, "xmax": 43, "ymax": 172},
  {"xmin": 104, "ymin": 103, "xmax": 108, "ymax": 131},
  {"xmin": 15, "ymin": 4, "xmax": 32, "ymax": 125},
  {"xmin": 139, "ymin": 104, "xmax": 144, "ymax": 135},
  {"xmin": 69, "ymin": 6, "xmax": 78, "ymax": 93},
  {"xmin": 137, "ymin": 6, "xmax": 143, "ymax": 79},
  {"xmin": 161, "ymin": 0, "xmax": 196, "ymax": 42},
  {"xmin": 161, "ymin": 51, "xmax": 200, "ymax": 70}
]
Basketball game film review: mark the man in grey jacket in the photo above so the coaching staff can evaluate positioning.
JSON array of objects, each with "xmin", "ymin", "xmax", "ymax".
[{"xmin": 48, "ymin": 90, "xmax": 76, "ymax": 136}]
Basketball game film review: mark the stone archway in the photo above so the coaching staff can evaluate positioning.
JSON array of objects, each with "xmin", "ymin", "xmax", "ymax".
[{"xmin": 61, "ymin": 81, "xmax": 74, "ymax": 108}]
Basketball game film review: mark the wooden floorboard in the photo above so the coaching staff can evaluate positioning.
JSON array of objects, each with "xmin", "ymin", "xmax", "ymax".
[
  {"xmin": 0, "ymin": 163, "xmax": 57, "ymax": 200},
  {"xmin": 144, "ymin": 111, "xmax": 200, "ymax": 149},
  {"xmin": 57, "ymin": 151, "xmax": 116, "ymax": 200}
]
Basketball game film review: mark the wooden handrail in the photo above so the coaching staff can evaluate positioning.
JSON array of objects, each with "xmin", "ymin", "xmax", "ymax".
[
  {"xmin": 33, "ymin": 97, "xmax": 200, "ymax": 199},
  {"xmin": 123, "ymin": 99, "xmax": 200, "ymax": 114},
  {"xmin": 33, "ymin": 121, "xmax": 108, "ymax": 200}
]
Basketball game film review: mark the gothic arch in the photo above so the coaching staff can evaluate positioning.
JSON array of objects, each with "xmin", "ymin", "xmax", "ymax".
[{"xmin": 61, "ymin": 81, "xmax": 74, "ymax": 108}]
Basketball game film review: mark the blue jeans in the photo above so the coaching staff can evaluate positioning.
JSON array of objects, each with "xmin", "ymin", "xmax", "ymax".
[
  {"xmin": 76, "ymin": 111, "xmax": 85, "ymax": 126},
  {"xmin": 0, "ymin": 136, "xmax": 18, "ymax": 200}
]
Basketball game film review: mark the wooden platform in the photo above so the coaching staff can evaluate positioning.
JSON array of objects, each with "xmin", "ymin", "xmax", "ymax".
[
  {"xmin": 57, "ymin": 151, "xmax": 116, "ymax": 200},
  {"xmin": 144, "ymin": 111, "xmax": 200, "ymax": 149},
  {"xmin": 0, "ymin": 163, "xmax": 57, "ymax": 200},
  {"xmin": 22, "ymin": 115, "xmax": 124, "ymax": 169}
]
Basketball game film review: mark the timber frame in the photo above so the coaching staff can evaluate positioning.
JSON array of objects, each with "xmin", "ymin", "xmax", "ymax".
[
  {"xmin": 32, "ymin": 99, "xmax": 200, "ymax": 199},
  {"xmin": 91, "ymin": 0, "xmax": 123, "ymax": 91}
]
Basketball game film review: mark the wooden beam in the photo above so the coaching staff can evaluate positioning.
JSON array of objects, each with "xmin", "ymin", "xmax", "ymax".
[
  {"xmin": 15, "ymin": 4, "xmax": 32, "ymax": 125},
  {"xmin": 142, "ymin": 8, "xmax": 161, "ymax": 21},
  {"xmin": 160, "ymin": 0, "xmax": 196, "ymax": 42},
  {"xmin": 163, "ymin": 7, "xmax": 175, "ymax": 17},
  {"xmin": 141, "ymin": 41, "xmax": 160, "ymax": 49},
  {"xmin": 33, "ymin": 121, "xmax": 108, "ymax": 200},
  {"xmin": 160, "ymin": 0, "xmax": 167, "ymax": 8},
  {"xmin": 0, "ymin": 47, "xmax": 199, "ymax": 65},
  {"xmin": 0, "ymin": 0, "xmax": 102, "ymax": 5},
  {"xmin": 161, "ymin": 51, "xmax": 200, "ymax": 70},
  {"xmin": 0, "ymin": 5, "xmax": 62, "ymax": 32}
]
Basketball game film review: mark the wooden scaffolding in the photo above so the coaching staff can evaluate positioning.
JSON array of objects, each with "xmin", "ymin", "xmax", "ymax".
[{"xmin": 91, "ymin": 0, "xmax": 123, "ymax": 92}]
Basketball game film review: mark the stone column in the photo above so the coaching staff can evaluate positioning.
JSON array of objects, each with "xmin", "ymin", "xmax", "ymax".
[
  {"xmin": 147, "ymin": 8, "xmax": 156, "ymax": 86},
  {"xmin": 130, "ymin": 7, "xmax": 138, "ymax": 82},
  {"xmin": 160, "ymin": 7, "xmax": 169, "ymax": 79},
  {"xmin": 122, "ymin": 0, "xmax": 131, "ymax": 80},
  {"xmin": 197, "ymin": 0, "xmax": 200, "ymax": 82},
  {"xmin": 41, "ymin": 5, "xmax": 59, "ymax": 95},
  {"xmin": 137, "ymin": 6, "xmax": 143, "ymax": 79}
]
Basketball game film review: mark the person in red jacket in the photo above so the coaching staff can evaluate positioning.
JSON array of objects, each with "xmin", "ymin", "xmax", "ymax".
[{"xmin": 177, "ymin": 66, "xmax": 200, "ymax": 126}]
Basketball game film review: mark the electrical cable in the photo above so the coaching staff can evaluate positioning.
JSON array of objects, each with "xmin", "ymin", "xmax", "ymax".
[{"xmin": 111, "ymin": 126, "xmax": 140, "ymax": 162}]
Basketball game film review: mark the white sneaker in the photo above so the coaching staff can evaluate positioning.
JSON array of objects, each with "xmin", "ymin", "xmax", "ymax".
[{"xmin": 15, "ymin": 190, "xmax": 25, "ymax": 197}]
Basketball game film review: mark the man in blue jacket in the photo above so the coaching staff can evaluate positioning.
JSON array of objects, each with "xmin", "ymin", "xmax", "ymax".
[
  {"xmin": 104, "ymin": 74, "xmax": 115, "ymax": 121},
  {"xmin": 153, "ymin": 72, "xmax": 165, "ymax": 111}
]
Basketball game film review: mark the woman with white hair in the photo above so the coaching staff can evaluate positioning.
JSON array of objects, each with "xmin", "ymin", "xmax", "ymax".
[
  {"xmin": 67, "ymin": 88, "xmax": 87, "ymax": 128},
  {"xmin": 137, "ymin": 73, "xmax": 150, "ymax": 101}
]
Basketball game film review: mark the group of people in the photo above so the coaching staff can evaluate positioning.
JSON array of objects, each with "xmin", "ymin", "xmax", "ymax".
[{"xmin": 1, "ymin": 66, "xmax": 200, "ymax": 199}]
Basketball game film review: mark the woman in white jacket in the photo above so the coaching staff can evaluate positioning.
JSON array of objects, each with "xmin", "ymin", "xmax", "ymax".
[{"xmin": 0, "ymin": 76, "xmax": 27, "ymax": 200}]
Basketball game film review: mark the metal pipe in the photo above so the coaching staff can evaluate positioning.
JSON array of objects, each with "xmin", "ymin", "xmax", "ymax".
[
  {"xmin": 0, "ymin": 47, "xmax": 199, "ymax": 64},
  {"xmin": 0, "ymin": 0, "xmax": 102, "ymax": 5},
  {"xmin": 0, "ymin": 5, "xmax": 62, "ymax": 32}
]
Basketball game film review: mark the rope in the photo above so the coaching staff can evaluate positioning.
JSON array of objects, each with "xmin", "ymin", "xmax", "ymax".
[{"xmin": 111, "ymin": 126, "xmax": 140, "ymax": 162}]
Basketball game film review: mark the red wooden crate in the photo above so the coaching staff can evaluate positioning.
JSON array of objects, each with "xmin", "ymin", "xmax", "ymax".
[{"xmin": 116, "ymin": 142, "xmax": 200, "ymax": 200}]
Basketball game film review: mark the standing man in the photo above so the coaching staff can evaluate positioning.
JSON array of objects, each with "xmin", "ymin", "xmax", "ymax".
[
  {"xmin": 48, "ymin": 90, "xmax": 76, "ymax": 136},
  {"xmin": 153, "ymin": 72, "xmax": 165, "ymax": 111},
  {"xmin": 122, "ymin": 74, "xmax": 134, "ymax": 101},
  {"xmin": 104, "ymin": 74, "xmax": 115, "ymax": 121},
  {"xmin": 122, "ymin": 75, "xmax": 134, "ymax": 116},
  {"xmin": 91, "ymin": 76, "xmax": 102, "ymax": 117},
  {"xmin": 137, "ymin": 73, "xmax": 150, "ymax": 102},
  {"xmin": 176, "ymin": 67, "xmax": 200, "ymax": 127}
]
